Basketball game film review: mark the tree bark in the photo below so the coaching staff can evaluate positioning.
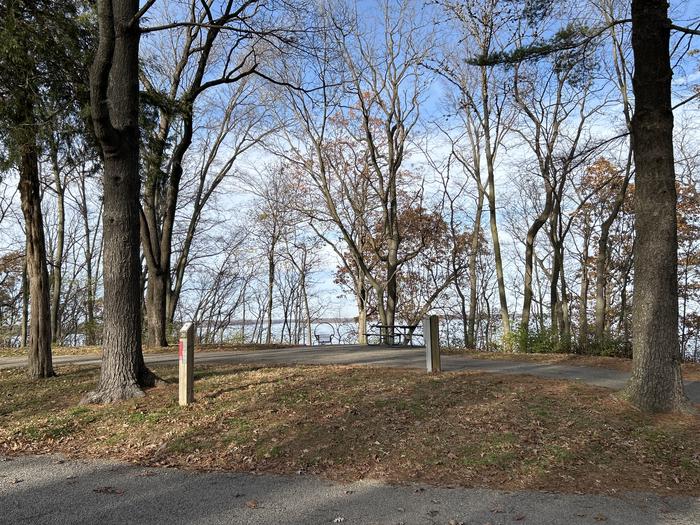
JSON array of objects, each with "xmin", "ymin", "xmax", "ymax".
[
  {"xmin": 20, "ymin": 247, "xmax": 29, "ymax": 348},
  {"xmin": 78, "ymin": 175, "xmax": 98, "ymax": 346},
  {"xmin": 481, "ymin": 68, "xmax": 510, "ymax": 338},
  {"xmin": 578, "ymin": 219, "xmax": 591, "ymax": 350},
  {"xmin": 19, "ymin": 130, "xmax": 54, "ymax": 378},
  {"xmin": 50, "ymin": 148, "xmax": 65, "ymax": 345},
  {"xmin": 146, "ymin": 270, "xmax": 168, "ymax": 347},
  {"xmin": 357, "ymin": 306, "xmax": 367, "ymax": 345},
  {"xmin": 594, "ymin": 170, "xmax": 632, "ymax": 345},
  {"xmin": 83, "ymin": 0, "xmax": 155, "ymax": 403},
  {"xmin": 593, "ymin": 228, "xmax": 609, "ymax": 344},
  {"xmin": 354, "ymin": 272, "xmax": 368, "ymax": 345},
  {"xmin": 521, "ymin": 182, "xmax": 553, "ymax": 332},
  {"xmin": 623, "ymin": 0, "xmax": 688, "ymax": 412},
  {"xmin": 301, "ymin": 272, "xmax": 312, "ymax": 346},
  {"xmin": 266, "ymin": 247, "xmax": 276, "ymax": 345},
  {"xmin": 466, "ymin": 193, "xmax": 484, "ymax": 349}
]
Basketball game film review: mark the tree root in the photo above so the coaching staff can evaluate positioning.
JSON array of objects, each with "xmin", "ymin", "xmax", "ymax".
[
  {"xmin": 139, "ymin": 366, "xmax": 166, "ymax": 387},
  {"xmin": 80, "ymin": 383, "xmax": 145, "ymax": 405}
]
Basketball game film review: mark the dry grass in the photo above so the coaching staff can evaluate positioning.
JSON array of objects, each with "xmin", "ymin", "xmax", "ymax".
[
  {"xmin": 0, "ymin": 343, "xmax": 297, "ymax": 359},
  {"xmin": 1, "ymin": 363, "xmax": 699, "ymax": 495}
]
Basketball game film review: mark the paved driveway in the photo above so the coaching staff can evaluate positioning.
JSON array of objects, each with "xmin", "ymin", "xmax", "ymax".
[
  {"xmin": 2, "ymin": 454, "xmax": 699, "ymax": 525},
  {"xmin": 2, "ymin": 345, "xmax": 699, "ymax": 402}
]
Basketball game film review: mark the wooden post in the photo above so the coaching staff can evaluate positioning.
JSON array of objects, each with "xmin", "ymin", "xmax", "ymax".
[
  {"xmin": 179, "ymin": 322, "xmax": 195, "ymax": 405},
  {"xmin": 424, "ymin": 315, "xmax": 441, "ymax": 373}
]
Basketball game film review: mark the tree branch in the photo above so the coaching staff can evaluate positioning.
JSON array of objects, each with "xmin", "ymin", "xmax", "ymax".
[
  {"xmin": 671, "ymin": 23, "xmax": 700, "ymax": 36},
  {"xmin": 90, "ymin": 0, "xmax": 119, "ymax": 150}
]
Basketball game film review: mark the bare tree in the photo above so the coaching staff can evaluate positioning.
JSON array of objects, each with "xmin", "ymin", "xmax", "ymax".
[
  {"xmin": 281, "ymin": 0, "xmax": 440, "ymax": 342},
  {"xmin": 139, "ymin": 0, "xmax": 302, "ymax": 346},
  {"xmin": 437, "ymin": 0, "xmax": 516, "ymax": 339},
  {"xmin": 511, "ymin": 34, "xmax": 600, "ymax": 338}
]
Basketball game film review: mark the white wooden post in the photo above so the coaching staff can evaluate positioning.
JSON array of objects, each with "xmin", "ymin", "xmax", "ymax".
[
  {"xmin": 179, "ymin": 322, "xmax": 195, "ymax": 405},
  {"xmin": 423, "ymin": 315, "xmax": 441, "ymax": 373}
]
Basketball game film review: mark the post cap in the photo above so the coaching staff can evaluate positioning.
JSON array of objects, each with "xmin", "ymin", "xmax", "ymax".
[{"xmin": 180, "ymin": 322, "xmax": 193, "ymax": 335}]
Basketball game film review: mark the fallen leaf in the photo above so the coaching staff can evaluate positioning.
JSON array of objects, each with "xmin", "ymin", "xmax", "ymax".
[
  {"xmin": 245, "ymin": 499, "xmax": 258, "ymax": 509},
  {"xmin": 93, "ymin": 486, "xmax": 124, "ymax": 495}
]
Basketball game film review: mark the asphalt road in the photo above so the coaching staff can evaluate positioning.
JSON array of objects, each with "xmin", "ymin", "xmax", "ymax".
[
  {"xmin": 2, "ymin": 454, "xmax": 698, "ymax": 525},
  {"xmin": 2, "ymin": 345, "xmax": 699, "ymax": 402}
]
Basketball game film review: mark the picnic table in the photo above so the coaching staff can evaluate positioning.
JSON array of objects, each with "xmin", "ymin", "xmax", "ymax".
[{"xmin": 368, "ymin": 324, "xmax": 422, "ymax": 347}]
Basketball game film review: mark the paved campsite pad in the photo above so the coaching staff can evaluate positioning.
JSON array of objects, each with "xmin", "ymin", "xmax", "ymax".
[
  {"xmin": 1, "ymin": 454, "xmax": 699, "ymax": 524},
  {"xmin": 2, "ymin": 345, "xmax": 698, "ymax": 402}
]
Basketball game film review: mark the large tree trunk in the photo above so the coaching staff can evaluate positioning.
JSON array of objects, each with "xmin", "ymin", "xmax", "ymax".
[
  {"xmin": 357, "ymin": 306, "xmax": 367, "ymax": 345},
  {"xmin": 623, "ymin": 0, "xmax": 687, "ymax": 412},
  {"xmin": 481, "ymin": 67, "xmax": 510, "ymax": 338},
  {"xmin": 301, "ymin": 273, "xmax": 312, "ymax": 346},
  {"xmin": 521, "ymin": 182, "xmax": 553, "ymax": 332},
  {"xmin": 84, "ymin": 153, "xmax": 154, "ymax": 402},
  {"xmin": 77, "ymin": 173, "xmax": 98, "ymax": 345},
  {"xmin": 266, "ymin": 252, "xmax": 275, "ymax": 345},
  {"xmin": 594, "ymin": 172, "xmax": 632, "ymax": 346},
  {"xmin": 454, "ymin": 281, "xmax": 468, "ymax": 347},
  {"xmin": 83, "ymin": 0, "xmax": 155, "ymax": 403},
  {"xmin": 593, "ymin": 229, "xmax": 609, "ymax": 344},
  {"xmin": 466, "ymin": 200, "xmax": 483, "ymax": 349},
  {"xmin": 486, "ymin": 172, "xmax": 510, "ymax": 339},
  {"xmin": 385, "ymin": 183, "xmax": 400, "ymax": 344},
  {"xmin": 578, "ymin": 220, "xmax": 591, "ymax": 350},
  {"xmin": 386, "ymin": 258, "xmax": 398, "ymax": 336},
  {"xmin": 146, "ymin": 269, "xmax": 168, "ymax": 347},
  {"xmin": 550, "ymin": 241, "xmax": 562, "ymax": 339},
  {"xmin": 20, "ymin": 249, "xmax": 29, "ymax": 348},
  {"xmin": 50, "ymin": 151, "xmax": 65, "ymax": 345},
  {"xmin": 559, "ymin": 259, "xmax": 571, "ymax": 346},
  {"xmin": 548, "ymin": 190, "xmax": 566, "ymax": 341},
  {"xmin": 19, "ymin": 134, "xmax": 54, "ymax": 378}
]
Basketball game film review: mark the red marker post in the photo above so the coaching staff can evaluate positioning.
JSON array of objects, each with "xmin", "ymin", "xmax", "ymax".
[{"xmin": 179, "ymin": 322, "xmax": 195, "ymax": 405}]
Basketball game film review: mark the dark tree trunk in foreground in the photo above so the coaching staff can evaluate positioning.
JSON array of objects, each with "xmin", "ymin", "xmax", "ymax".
[
  {"xmin": 623, "ymin": 0, "xmax": 688, "ymax": 412},
  {"xmin": 19, "ymin": 128, "xmax": 54, "ymax": 379},
  {"xmin": 83, "ymin": 0, "xmax": 155, "ymax": 403}
]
